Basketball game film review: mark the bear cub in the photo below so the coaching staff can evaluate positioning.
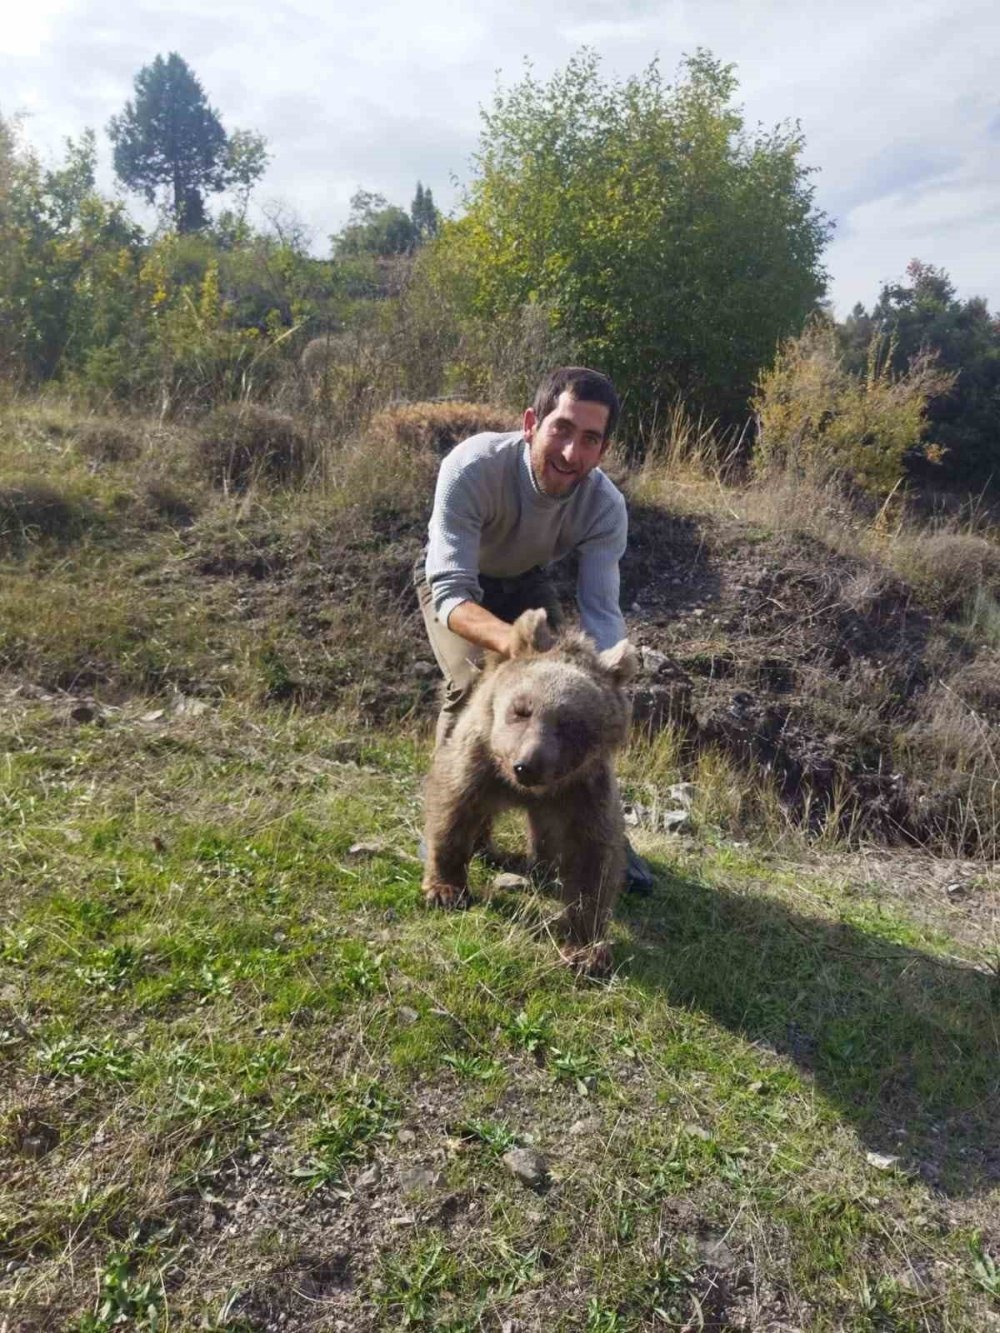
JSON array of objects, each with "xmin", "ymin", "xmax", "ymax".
[{"xmin": 422, "ymin": 608, "xmax": 638, "ymax": 975}]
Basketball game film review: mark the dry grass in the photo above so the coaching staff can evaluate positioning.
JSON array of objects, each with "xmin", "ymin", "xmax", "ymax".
[
  {"xmin": 197, "ymin": 403, "xmax": 316, "ymax": 490},
  {"xmin": 888, "ymin": 530, "xmax": 1000, "ymax": 616},
  {"xmin": 368, "ymin": 401, "xmax": 518, "ymax": 456}
]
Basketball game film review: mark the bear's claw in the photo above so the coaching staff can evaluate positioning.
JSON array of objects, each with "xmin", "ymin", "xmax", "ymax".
[
  {"xmin": 558, "ymin": 942, "xmax": 614, "ymax": 977},
  {"xmin": 423, "ymin": 879, "xmax": 471, "ymax": 910}
]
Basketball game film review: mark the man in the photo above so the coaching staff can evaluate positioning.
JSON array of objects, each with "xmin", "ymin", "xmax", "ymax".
[{"xmin": 415, "ymin": 365, "xmax": 653, "ymax": 893}]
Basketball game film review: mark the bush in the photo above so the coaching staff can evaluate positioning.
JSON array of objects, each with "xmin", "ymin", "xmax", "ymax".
[
  {"xmin": 73, "ymin": 419, "xmax": 143, "ymax": 464},
  {"xmin": 893, "ymin": 532, "xmax": 1000, "ymax": 616},
  {"xmin": 0, "ymin": 479, "xmax": 85, "ymax": 545},
  {"xmin": 367, "ymin": 401, "xmax": 518, "ymax": 456},
  {"xmin": 753, "ymin": 319, "xmax": 954, "ymax": 495},
  {"xmin": 197, "ymin": 404, "xmax": 313, "ymax": 489}
]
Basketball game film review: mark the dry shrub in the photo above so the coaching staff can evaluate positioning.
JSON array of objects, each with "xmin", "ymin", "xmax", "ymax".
[
  {"xmin": 197, "ymin": 404, "xmax": 314, "ymax": 490},
  {"xmin": 142, "ymin": 477, "xmax": 200, "ymax": 525},
  {"xmin": 753, "ymin": 319, "xmax": 953, "ymax": 495},
  {"xmin": 0, "ymin": 479, "xmax": 83, "ymax": 543},
  {"xmin": 893, "ymin": 531, "xmax": 1000, "ymax": 616},
  {"xmin": 73, "ymin": 420, "xmax": 142, "ymax": 465},
  {"xmin": 368, "ymin": 402, "xmax": 518, "ymax": 457}
]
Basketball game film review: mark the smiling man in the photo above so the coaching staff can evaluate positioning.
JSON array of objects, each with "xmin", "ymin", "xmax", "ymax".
[{"xmin": 417, "ymin": 366, "xmax": 627, "ymax": 744}]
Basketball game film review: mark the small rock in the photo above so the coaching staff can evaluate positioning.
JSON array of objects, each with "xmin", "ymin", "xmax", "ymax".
[
  {"xmin": 355, "ymin": 1163, "xmax": 381, "ymax": 1191},
  {"xmin": 397, "ymin": 1006, "xmax": 419, "ymax": 1025},
  {"xmin": 347, "ymin": 839, "xmax": 390, "ymax": 858},
  {"xmin": 666, "ymin": 782, "xmax": 697, "ymax": 809},
  {"xmin": 641, "ymin": 647, "xmax": 670, "ymax": 675},
  {"xmin": 866, "ymin": 1151, "xmax": 901, "ymax": 1171},
  {"xmin": 502, "ymin": 1147, "xmax": 549, "ymax": 1186},
  {"xmin": 173, "ymin": 694, "xmax": 209, "ymax": 718},
  {"xmin": 569, "ymin": 1117, "xmax": 599, "ymax": 1137},
  {"xmin": 69, "ymin": 703, "xmax": 98, "ymax": 724},
  {"xmin": 399, "ymin": 1166, "xmax": 442, "ymax": 1192},
  {"xmin": 397, "ymin": 1128, "xmax": 417, "ymax": 1145},
  {"xmin": 661, "ymin": 809, "xmax": 693, "ymax": 834},
  {"xmin": 695, "ymin": 1233, "xmax": 738, "ymax": 1271},
  {"xmin": 412, "ymin": 661, "xmax": 437, "ymax": 678},
  {"xmin": 492, "ymin": 872, "xmax": 531, "ymax": 892},
  {"xmin": 140, "ymin": 709, "xmax": 165, "ymax": 723},
  {"xmin": 683, "ymin": 1123, "xmax": 712, "ymax": 1142}
]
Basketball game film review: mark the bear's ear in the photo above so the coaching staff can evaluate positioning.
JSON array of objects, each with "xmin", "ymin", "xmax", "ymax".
[
  {"xmin": 508, "ymin": 608, "xmax": 554, "ymax": 658},
  {"xmin": 598, "ymin": 638, "xmax": 638, "ymax": 685}
]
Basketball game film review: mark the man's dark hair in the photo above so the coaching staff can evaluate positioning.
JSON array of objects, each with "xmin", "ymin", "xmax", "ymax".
[{"xmin": 533, "ymin": 366, "xmax": 620, "ymax": 440}]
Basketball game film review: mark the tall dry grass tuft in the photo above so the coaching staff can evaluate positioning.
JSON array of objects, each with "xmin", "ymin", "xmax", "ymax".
[
  {"xmin": 887, "ymin": 531, "xmax": 1000, "ymax": 617},
  {"xmin": 197, "ymin": 403, "xmax": 316, "ymax": 490}
]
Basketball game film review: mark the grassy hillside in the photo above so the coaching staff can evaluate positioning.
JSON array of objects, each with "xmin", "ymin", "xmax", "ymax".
[{"xmin": 2, "ymin": 398, "xmax": 999, "ymax": 1331}]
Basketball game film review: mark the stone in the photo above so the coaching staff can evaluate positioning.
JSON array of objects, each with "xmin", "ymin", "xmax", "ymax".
[
  {"xmin": 666, "ymin": 782, "xmax": 697, "ymax": 809},
  {"xmin": 355, "ymin": 1163, "xmax": 381, "ymax": 1191},
  {"xmin": 866, "ymin": 1151, "xmax": 901, "ymax": 1171},
  {"xmin": 641, "ymin": 647, "xmax": 670, "ymax": 675},
  {"xmin": 399, "ymin": 1166, "xmax": 442, "ymax": 1192},
  {"xmin": 502, "ymin": 1147, "xmax": 549, "ymax": 1186},
  {"xmin": 492, "ymin": 872, "xmax": 531, "ymax": 892},
  {"xmin": 661, "ymin": 809, "xmax": 693, "ymax": 834}
]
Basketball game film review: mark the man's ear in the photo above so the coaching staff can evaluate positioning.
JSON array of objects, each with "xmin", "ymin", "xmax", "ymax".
[
  {"xmin": 508, "ymin": 608, "xmax": 554, "ymax": 658},
  {"xmin": 523, "ymin": 407, "xmax": 537, "ymax": 442}
]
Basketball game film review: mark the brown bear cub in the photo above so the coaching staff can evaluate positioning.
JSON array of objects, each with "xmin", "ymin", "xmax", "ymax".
[{"xmin": 422, "ymin": 608, "xmax": 638, "ymax": 975}]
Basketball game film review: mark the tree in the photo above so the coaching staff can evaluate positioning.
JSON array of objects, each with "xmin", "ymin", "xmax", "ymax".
[
  {"xmin": 332, "ymin": 189, "xmax": 418, "ymax": 258},
  {"xmin": 108, "ymin": 53, "xmax": 266, "ymax": 232},
  {"xmin": 848, "ymin": 261, "xmax": 1000, "ymax": 485},
  {"xmin": 435, "ymin": 49, "xmax": 830, "ymax": 433},
  {"xmin": 410, "ymin": 181, "xmax": 439, "ymax": 242}
]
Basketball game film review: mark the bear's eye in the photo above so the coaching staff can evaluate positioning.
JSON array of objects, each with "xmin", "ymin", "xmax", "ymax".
[{"xmin": 511, "ymin": 701, "xmax": 533, "ymax": 720}]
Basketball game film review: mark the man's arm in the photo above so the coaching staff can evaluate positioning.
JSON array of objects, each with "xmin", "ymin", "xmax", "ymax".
[
  {"xmin": 576, "ymin": 490, "xmax": 628, "ymax": 649},
  {"xmin": 446, "ymin": 600, "xmax": 515, "ymax": 656}
]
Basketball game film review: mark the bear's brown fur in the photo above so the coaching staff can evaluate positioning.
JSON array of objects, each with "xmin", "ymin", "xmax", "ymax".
[{"xmin": 422, "ymin": 609, "xmax": 638, "ymax": 975}]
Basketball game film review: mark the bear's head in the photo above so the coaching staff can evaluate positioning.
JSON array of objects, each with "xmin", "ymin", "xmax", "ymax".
[{"xmin": 485, "ymin": 609, "xmax": 638, "ymax": 792}]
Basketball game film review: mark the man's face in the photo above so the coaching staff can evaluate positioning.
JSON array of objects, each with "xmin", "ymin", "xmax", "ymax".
[{"xmin": 524, "ymin": 390, "xmax": 611, "ymax": 498}]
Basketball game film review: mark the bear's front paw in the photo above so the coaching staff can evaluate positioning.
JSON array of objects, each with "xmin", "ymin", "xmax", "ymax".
[
  {"xmin": 558, "ymin": 942, "xmax": 614, "ymax": 978},
  {"xmin": 423, "ymin": 878, "xmax": 471, "ymax": 910}
]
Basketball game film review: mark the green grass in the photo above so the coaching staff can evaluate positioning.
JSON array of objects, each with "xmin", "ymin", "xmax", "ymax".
[{"xmin": 2, "ymin": 694, "xmax": 999, "ymax": 1330}]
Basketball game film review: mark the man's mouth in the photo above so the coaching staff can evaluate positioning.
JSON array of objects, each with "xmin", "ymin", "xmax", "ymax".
[{"xmin": 550, "ymin": 459, "xmax": 577, "ymax": 477}]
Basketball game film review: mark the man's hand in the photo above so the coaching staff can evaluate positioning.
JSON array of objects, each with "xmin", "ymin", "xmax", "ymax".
[{"xmin": 447, "ymin": 601, "xmax": 517, "ymax": 657}]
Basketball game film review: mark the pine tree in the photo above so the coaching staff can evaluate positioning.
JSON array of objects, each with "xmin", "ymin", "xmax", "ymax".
[
  {"xmin": 108, "ymin": 53, "xmax": 231, "ymax": 232},
  {"xmin": 410, "ymin": 181, "xmax": 439, "ymax": 242}
]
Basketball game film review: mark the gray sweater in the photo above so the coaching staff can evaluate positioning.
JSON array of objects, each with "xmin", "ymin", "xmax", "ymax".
[{"xmin": 425, "ymin": 430, "xmax": 628, "ymax": 650}]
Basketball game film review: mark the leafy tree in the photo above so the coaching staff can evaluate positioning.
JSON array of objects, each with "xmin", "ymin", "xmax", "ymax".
[
  {"xmin": 847, "ymin": 261, "xmax": 1000, "ymax": 485},
  {"xmin": 333, "ymin": 189, "xmax": 418, "ymax": 258},
  {"xmin": 108, "ymin": 53, "xmax": 266, "ymax": 233},
  {"xmin": 435, "ymin": 49, "xmax": 830, "ymax": 434},
  {"xmin": 0, "ymin": 115, "xmax": 141, "ymax": 381}
]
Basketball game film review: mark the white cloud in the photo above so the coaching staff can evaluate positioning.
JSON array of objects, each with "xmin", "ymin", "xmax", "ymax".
[{"xmin": 0, "ymin": 0, "xmax": 996, "ymax": 309}]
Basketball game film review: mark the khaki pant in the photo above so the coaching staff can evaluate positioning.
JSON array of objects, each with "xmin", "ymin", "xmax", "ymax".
[{"xmin": 414, "ymin": 556, "xmax": 562, "ymax": 748}]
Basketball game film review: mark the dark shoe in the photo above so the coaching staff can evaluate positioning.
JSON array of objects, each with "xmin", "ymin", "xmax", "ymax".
[{"xmin": 624, "ymin": 841, "xmax": 654, "ymax": 896}]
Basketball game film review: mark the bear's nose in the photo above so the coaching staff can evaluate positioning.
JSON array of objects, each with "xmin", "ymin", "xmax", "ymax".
[{"xmin": 513, "ymin": 761, "xmax": 540, "ymax": 787}]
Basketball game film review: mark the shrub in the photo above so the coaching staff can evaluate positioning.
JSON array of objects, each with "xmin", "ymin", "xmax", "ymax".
[
  {"xmin": 142, "ymin": 477, "xmax": 200, "ymax": 524},
  {"xmin": 368, "ymin": 401, "xmax": 518, "ymax": 457},
  {"xmin": 753, "ymin": 319, "xmax": 954, "ymax": 495},
  {"xmin": 73, "ymin": 419, "xmax": 143, "ymax": 464},
  {"xmin": 893, "ymin": 532, "xmax": 1000, "ymax": 616},
  {"xmin": 0, "ymin": 479, "xmax": 84, "ymax": 545},
  {"xmin": 197, "ymin": 404, "xmax": 313, "ymax": 489}
]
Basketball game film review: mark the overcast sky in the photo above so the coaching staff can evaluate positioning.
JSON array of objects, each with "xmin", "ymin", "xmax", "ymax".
[{"xmin": 2, "ymin": 0, "xmax": 997, "ymax": 316}]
